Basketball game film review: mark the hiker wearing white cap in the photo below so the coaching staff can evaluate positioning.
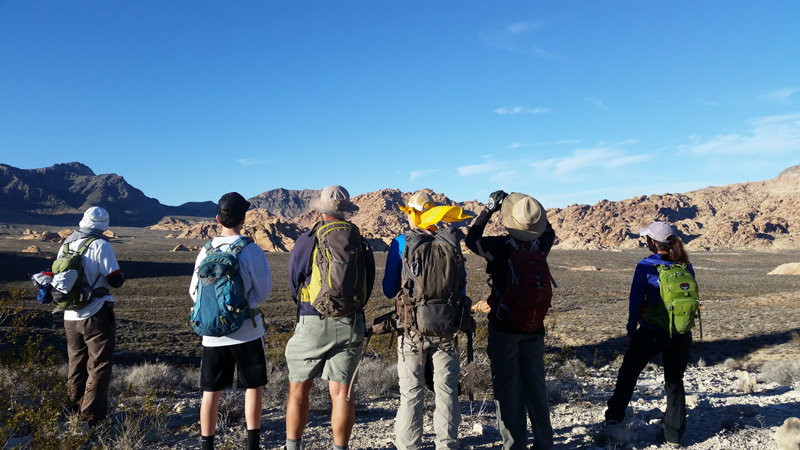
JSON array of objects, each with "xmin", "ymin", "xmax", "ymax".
[
  {"xmin": 465, "ymin": 190, "xmax": 555, "ymax": 450},
  {"xmin": 60, "ymin": 206, "xmax": 125, "ymax": 426},
  {"xmin": 286, "ymin": 185, "xmax": 375, "ymax": 450},
  {"xmin": 382, "ymin": 191, "xmax": 474, "ymax": 450},
  {"xmin": 601, "ymin": 221, "xmax": 696, "ymax": 447}
]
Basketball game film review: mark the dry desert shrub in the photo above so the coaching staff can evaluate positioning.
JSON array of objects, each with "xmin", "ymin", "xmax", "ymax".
[
  {"xmin": 181, "ymin": 365, "xmax": 201, "ymax": 391},
  {"xmin": 217, "ymin": 390, "xmax": 246, "ymax": 430},
  {"xmin": 354, "ymin": 357, "xmax": 398, "ymax": 399},
  {"xmin": 263, "ymin": 360, "xmax": 289, "ymax": 408},
  {"xmin": 97, "ymin": 393, "xmax": 171, "ymax": 450},
  {"xmin": 737, "ymin": 370, "xmax": 758, "ymax": 394},
  {"xmin": 114, "ymin": 362, "xmax": 183, "ymax": 396},
  {"xmin": 725, "ymin": 357, "xmax": 744, "ymax": 371},
  {"xmin": 761, "ymin": 360, "xmax": 800, "ymax": 387}
]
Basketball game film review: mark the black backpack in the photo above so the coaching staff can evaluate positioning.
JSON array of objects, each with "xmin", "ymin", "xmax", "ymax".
[{"xmin": 397, "ymin": 227, "xmax": 472, "ymax": 338}]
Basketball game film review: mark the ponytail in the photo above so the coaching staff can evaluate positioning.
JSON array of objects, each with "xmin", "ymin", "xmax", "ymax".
[{"xmin": 658, "ymin": 235, "xmax": 689, "ymax": 264}]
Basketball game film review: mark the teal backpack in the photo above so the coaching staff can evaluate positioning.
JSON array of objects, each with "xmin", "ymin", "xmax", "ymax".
[
  {"xmin": 644, "ymin": 263, "xmax": 702, "ymax": 338},
  {"xmin": 189, "ymin": 237, "xmax": 257, "ymax": 337}
]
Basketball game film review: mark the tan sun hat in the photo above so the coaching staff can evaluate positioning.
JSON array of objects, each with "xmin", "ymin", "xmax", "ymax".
[
  {"xmin": 310, "ymin": 185, "xmax": 359, "ymax": 219},
  {"xmin": 500, "ymin": 193, "xmax": 547, "ymax": 242}
]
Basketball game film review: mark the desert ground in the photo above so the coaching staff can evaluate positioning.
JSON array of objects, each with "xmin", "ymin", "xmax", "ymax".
[{"xmin": 1, "ymin": 223, "xmax": 799, "ymax": 449}]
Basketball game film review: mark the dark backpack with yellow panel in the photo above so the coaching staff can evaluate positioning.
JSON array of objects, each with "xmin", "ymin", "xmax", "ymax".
[{"xmin": 301, "ymin": 221, "xmax": 368, "ymax": 317}]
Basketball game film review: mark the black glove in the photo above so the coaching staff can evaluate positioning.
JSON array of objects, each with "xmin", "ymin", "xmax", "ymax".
[{"xmin": 485, "ymin": 190, "xmax": 508, "ymax": 214}]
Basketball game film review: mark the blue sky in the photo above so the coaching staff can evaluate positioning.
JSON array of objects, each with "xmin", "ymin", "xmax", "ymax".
[{"xmin": 1, "ymin": 1, "xmax": 799, "ymax": 208}]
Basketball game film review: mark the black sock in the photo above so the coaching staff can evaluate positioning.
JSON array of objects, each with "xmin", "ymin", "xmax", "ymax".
[
  {"xmin": 201, "ymin": 435, "xmax": 215, "ymax": 450},
  {"xmin": 247, "ymin": 429, "xmax": 261, "ymax": 450}
]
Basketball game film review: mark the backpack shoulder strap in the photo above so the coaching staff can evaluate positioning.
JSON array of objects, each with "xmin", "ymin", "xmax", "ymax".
[
  {"xmin": 229, "ymin": 236, "xmax": 254, "ymax": 255},
  {"xmin": 76, "ymin": 236, "xmax": 99, "ymax": 255}
]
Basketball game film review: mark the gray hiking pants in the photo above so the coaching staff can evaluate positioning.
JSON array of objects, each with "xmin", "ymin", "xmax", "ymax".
[
  {"xmin": 395, "ymin": 334, "xmax": 461, "ymax": 450},
  {"xmin": 487, "ymin": 322, "xmax": 553, "ymax": 450}
]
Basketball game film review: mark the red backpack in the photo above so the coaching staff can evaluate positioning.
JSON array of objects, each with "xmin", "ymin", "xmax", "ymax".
[{"xmin": 488, "ymin": 238, "xmax": 554, "ymax": 332}]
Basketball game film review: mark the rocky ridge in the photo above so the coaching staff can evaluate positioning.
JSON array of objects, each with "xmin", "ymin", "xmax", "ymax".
[{"xmin": 144, "ymin": 167, "xmax": 800, "ymax": 252}]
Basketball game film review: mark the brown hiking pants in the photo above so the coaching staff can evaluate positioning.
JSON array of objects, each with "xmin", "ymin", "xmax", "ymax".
[{"xmin": 64, "ymin": 302, "xmax": 116, "ymax": 425}]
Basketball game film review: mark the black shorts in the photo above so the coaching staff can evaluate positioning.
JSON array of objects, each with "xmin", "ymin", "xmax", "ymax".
[{"xmin": 200, "ymin": 338, "xmax": 268, "ymax": 391}]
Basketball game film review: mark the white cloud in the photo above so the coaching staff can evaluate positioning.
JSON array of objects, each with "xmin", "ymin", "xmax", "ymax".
[
  {"xmin": 409, "ymin": 169, "xmax": 438, "ymax": 181},
  {"xmin": 688, "ymin": 113, "xmax": 800, "ymax": 155},
  {"xmin": 757, "ymin": 88, "xmax": 798, "ymax": 103},
  {"xmin": 546, "ymin": 148, "xmax": 651, "ymax": 177},
  {"xmin": 699, "ymin": 99, "xmax": 722, "ymax": 107},
  {"xmin": 458, "ymin": 145, "xmax": 651, "ymax": 180},
  {"xmin": 236, "ymin": 158, "xmax": 270, "ymax": 166},
  {"xmin": 479, "ymin": 21, "xmax": 562, "ymax": 59},
  {"xmin": 493, "ymin": 106, "xmax": 550, "ymax": 115},
  {"xmin": 585, "ymin": 96, "xmax": 609, "ymax": 110},
  {"xmin": 509, "ymin": 139, "xmax": 580, "ymax": 149},
  {"xmin": 456, "ymin": 160, "xmax": 509, "ymax": 176}
]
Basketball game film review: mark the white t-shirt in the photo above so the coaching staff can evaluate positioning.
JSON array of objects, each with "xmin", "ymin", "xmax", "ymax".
[
  {"xmin": 61, "ymin": 237, "xmax": 121, "ymax": 321},
  {"xmin": 189, "ymin": 235, "xmax": 272, "ymax": 347}
]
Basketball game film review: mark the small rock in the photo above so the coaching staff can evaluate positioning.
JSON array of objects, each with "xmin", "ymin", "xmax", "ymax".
[
  {"xmin": 21, "ymin": 245, "xmax": 40, "ymax": 253},
  {"xmin": 775, "ymin": 417, "xmax": 800, "ymax": 450},
  {"xmin": 173, "ymin": 400, "xmax": 186, "ymax": 414},
  {"xmin": 572, "ymin": 426, "xmax": 588, "ymax": 435}
]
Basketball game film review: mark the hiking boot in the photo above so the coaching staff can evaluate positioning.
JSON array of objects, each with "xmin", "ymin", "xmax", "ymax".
[
  {"xmin": 601, "ymin": 419, "xmax": 621, "ymax": 427},
  {"xmin": 594, "ymin": 419, "xmax": 622, "ymax": 446},
  {"xmin": 656, "ymin": 429, "xmax": 682, "ymax": 448}
]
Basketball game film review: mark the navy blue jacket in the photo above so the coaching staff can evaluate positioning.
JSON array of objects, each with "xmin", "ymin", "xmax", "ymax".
[{"xmin": 627, "ymin": 253, "xmax": 696, "ymax": 336}]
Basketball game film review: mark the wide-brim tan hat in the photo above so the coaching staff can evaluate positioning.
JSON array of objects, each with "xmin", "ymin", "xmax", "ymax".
[
  {"xmin": 500, "ymin": 193, "xmax": 546, "ymax": 242},
  {"xmin": 310, "ymin": 185, "xmax": 359, "ymax": 219}
]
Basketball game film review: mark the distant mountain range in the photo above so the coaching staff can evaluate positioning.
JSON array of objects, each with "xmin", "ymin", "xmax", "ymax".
[
  {"xmin": 0, "ymin": 162, "xmax": 218, "ymax": 226},
  {"xmin": 3, "ymin": 162, "xmax": 800, "ymax": 250}
]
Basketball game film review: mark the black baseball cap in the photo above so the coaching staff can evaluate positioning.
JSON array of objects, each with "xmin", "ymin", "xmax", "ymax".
[{"xmin": 217, "ymin": 192, "xmax": 251, "ymax": 215}]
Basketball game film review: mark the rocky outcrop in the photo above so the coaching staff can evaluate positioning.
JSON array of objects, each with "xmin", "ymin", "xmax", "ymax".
[
  {"xmin": 171, "ymin": 209, "xmax": 303, "ymax": 252},
  {"xmin": 248, "ymin": 188, "xmax": 318, "ymax": 219},
  {"xmin": 548, "ymin": 165, "xmax": 800, "ymax": 250}
]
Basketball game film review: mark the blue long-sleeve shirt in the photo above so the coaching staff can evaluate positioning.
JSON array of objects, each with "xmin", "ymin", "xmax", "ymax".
[
  {"xmin": 382, "ymin": 234, "xmax": 406, "ymax": 299},
  {"xmin": 288, "ymin": 221, "xmax": 376, "ymax": 316},
  {"xmin": 627, "ymin": 253, "xmax": 696, "ymax": 336}
]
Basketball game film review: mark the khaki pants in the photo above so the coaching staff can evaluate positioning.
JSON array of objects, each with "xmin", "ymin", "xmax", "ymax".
[
  {"xmin": 64, "ymin": 302, "xmax": 116, "ymax": 425},
  {"xmin": 395, "ymin": 334, "xmax": 461, "ymax": 450}
]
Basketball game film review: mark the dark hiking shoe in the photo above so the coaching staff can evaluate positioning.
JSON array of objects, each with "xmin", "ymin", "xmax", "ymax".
[{"xmin": 656, "ymin": 429, "xmax": 682, "ymax": 448}]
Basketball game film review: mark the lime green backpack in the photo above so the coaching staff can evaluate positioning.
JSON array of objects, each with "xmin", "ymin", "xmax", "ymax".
[{"xmin": 644, "ymin": 263, "xmax": 702, "ymax": 338}]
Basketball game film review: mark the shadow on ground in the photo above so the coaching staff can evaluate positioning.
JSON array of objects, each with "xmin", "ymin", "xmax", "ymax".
[{"xmin": 568, "ymin": 329, "xmax": 800, "ymax": 366}]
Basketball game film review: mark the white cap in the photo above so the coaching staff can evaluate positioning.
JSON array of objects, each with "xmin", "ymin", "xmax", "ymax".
[
  {"xmin": 407, "ymin": 192, "xmax": 435, "ymax": 212},
  {"xmin": 79, "ymin": 206, "xmax": 110, "ymax": 231},
  {"xmin": 638, "ymin": 221, "xmax": 674, "ymax": 242}
]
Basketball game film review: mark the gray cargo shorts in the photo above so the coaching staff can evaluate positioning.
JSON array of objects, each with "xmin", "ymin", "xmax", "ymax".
[{"xmin": 285, "ymin": 313, "xmax": 365, "ymax": 385}]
